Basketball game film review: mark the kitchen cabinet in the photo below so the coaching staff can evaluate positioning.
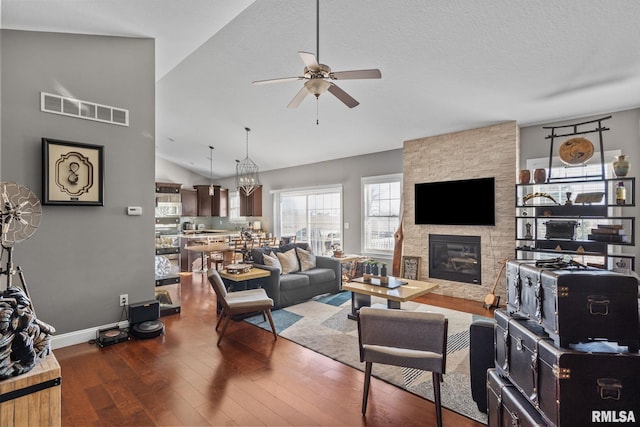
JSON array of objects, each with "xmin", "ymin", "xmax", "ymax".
[
  {"xmin": 194, "ymin": 185, "xmax": 227, "ymax": 217},
  {"xmin": 239, "ymin": 185, "xmax": 262, "ymax": 217},
  {"xmin": 181, "ymin": 188, "xmax": 197, "ymax": 217}
]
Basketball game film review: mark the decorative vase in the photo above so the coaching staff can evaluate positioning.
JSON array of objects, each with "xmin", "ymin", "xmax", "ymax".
[
  {"xmin": 371, "ymin": 263, "xmax": 379, "ymax": 276},
  {"xmin": 533, "ymin": 168, "xmax": 546, "ymax": 183},
  {"xmin": 364, "ymin": 263, "xmax": 371, "ymax": 275},
  {"xmin": 612, "ymin": 155, "xmax": 630, "ymax": 177},
  {"xmin": 380, "ymin": 265, "xmax": 387, "ymax": 277},
  {"xmin": 519, "ymin": 170, "xmax": 531, "ymax": 184}
]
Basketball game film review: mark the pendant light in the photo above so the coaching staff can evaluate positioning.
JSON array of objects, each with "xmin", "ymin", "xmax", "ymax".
[
  {"xmin": 236, "ymin": 127, "xmax": 260, "ymax": 196},
  {"xmin": 208, "ymin": 145, "xmax": 215, "ymax": 196}
]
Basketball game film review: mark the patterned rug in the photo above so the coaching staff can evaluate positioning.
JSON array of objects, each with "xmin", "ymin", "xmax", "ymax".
[{"xmin": 245, "ymin": 291, "xmax": 489, "ymax": 424}]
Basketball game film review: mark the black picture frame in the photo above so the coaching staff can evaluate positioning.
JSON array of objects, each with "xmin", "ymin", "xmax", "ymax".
[{"xmin": 42, "ymin": 138, "xmax": 104, "ymax": 206}]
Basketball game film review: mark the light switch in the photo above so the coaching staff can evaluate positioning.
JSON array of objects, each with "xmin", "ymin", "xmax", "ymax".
[
  {"xmin": 344, "ymin": 222, "xmax": 350, "ymax": 229},
  {"xmin": 127, "ymin": 206, "xmax": 142, "ymax": 216}
]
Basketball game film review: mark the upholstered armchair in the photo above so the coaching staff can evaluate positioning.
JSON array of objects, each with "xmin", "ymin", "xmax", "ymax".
[
  {"xmin": 208, "ymin": 269, "xmax": 277, "ymax": 345},
  {"xmin": 357, "ymin": 307, "xmax": 448, "ymax": 427}
]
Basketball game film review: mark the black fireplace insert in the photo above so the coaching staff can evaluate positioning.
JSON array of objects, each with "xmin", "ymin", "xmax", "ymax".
[{"xmin": 429, "ymin": 234, "xmax": 481, "ymax": 285}]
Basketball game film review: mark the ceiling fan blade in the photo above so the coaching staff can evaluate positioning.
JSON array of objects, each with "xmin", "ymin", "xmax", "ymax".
[
  {"xmin": 327, "ymin": 83, "xmax": 359, "ymax": 108},
  {"xmin": 298, "ymin": 51, "xmax": 320, "ymax": 71},
  {"xmin": 330, "ymin": 69, "xmax": 382, "ymax": 80},
  {"xmin": 252, "ymin": 76, "xmax": 305, "ymax": 86},
  {"xmin": 287, "ymin": 86, "xmax": 310, "ymax": 109}
]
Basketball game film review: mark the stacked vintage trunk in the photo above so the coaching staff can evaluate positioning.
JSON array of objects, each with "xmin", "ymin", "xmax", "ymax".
[{"xmin": 488, "ymin": 260, "xmax": 640, "ymax": 426}]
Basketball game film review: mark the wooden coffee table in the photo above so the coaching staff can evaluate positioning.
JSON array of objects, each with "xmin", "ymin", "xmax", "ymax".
[{"xmin": 342, "ymin": 276, "xmax": 439, "ymax": 319}]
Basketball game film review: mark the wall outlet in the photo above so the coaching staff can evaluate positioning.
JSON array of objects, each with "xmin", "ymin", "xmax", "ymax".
[{"xmin": 120, "ymin": 294, "xmax": 128, "ymax": 306}]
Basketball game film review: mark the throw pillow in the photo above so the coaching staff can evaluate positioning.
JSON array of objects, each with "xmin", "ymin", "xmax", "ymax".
[
  {"xmin": 276, "ymin": 248, "xmax": 300, "ymax": 275},
  {"xmin": 296, "ymin": 247, "xmax": 316, "ymax": 271},
  {"xmin": 263, "ymin": 251, "xmax": 282, "ymax": 275}
]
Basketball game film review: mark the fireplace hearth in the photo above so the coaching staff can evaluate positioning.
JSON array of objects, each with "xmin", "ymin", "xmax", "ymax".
[{"xmin": 429, "ymin": 234, "xmax": 481, "ymax": 285}]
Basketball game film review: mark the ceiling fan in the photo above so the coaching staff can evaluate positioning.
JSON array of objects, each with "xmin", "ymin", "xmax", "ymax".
[{"xmin": 252, "ymin": 0, "xmax": 381, "ymax": 109}]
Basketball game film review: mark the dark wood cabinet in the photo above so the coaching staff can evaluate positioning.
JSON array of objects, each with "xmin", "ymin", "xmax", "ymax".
[
  {"xmin": 193, "ymin": 185, "xmax": 228, "ymax": 217},
  {"xmin": 239, "ymin": 185, "xmax": 262, "ymax": 217},
  {"xmin": 181, "ymin": 189, "xmax": 197, "ymax": 217}
]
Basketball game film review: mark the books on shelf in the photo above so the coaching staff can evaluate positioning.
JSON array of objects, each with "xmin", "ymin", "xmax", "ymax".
[
  {"xmin": 590, "ymin": 227, "xmax": 626, "ymax": 235},
  {"xmin": 588, "ymin": 224, "xmax": 629, "ymax": 243},
  {"xmin": 588, "ymin": 234, "xmax": 629, "ymax": 243}
]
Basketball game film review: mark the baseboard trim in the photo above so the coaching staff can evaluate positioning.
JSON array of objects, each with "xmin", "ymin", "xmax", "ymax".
[{"xmin": 51, "ymin": 321, "xmax": 130, "ymax": 350}]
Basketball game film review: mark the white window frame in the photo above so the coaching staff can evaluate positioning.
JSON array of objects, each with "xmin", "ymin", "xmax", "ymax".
[
  {"xmin": 228, "ymin": 189, "xmax": 245, "ymax": 223},
  {"xmin": 272, "ymin": 184, "xmax": 343, "ymax": 255},
  {"xmin": 361, "ymin": 173, "xmax": 402, "ymax": 257}
]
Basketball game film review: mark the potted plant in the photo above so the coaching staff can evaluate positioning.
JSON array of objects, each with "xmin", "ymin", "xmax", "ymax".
[
  {"xmin": 371, "ymin": 261, "xmax": 379, "ymax": 276},
  {"xmin": 363, "ymin": 260, "xmax": 372, "ymax": 275},
  {"xmin": 380, "ymin": 262, "xmax": 388, "ymax": 277}
]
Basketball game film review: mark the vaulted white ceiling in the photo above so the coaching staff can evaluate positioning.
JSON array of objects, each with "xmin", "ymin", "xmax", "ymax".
[{"xmin": 4, "ymin": 0, "xmax": 640, "ymax": 178}]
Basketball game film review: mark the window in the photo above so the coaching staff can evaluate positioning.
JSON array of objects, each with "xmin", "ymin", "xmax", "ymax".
[
  {"xmin": 362, "ymin": 174, "xmax": 402, "ymax": 256},
  {"xmin": 228, "ymin": 190, "xmax": 243, "ymax": 223},
  {"xmin": 274, "ymin": 185, "xmax": 342, "ymax": 255}
]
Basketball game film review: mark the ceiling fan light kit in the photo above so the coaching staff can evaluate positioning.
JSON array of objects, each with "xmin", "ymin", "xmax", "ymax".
[{"xmin": 252, "ymin": 0, "xmax": 381, "ymax": 111}]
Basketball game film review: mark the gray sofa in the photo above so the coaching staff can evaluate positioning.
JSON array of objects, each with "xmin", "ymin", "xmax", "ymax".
[{"xmin": 251, "ymin": 243, "xmax": 341, "ymax": 309}]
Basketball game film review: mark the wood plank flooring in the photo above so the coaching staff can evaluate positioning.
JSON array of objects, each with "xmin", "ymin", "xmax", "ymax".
[{"xmin": 54, "ymin": 273, "xmax": 491, "ymax": 426}]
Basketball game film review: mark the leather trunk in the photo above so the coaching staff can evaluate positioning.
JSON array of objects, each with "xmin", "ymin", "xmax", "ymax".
[
  {"xmin": 505, "ymin": 260, "xmax": 639, "ymax": 350},
  {"xmin": 537, "ymin": 338, "xmax": 640, "ymax": 426},
  {"xmin": 494, "ymin": 309, "xmax": 550, "ymax": 403},
  {"xmin": 495, "ymin": 309, "xmax": 640, "ymax": 426},
  {"xmin": 487, "ymin": 368, "xmax": 547, "ymax": 427}
]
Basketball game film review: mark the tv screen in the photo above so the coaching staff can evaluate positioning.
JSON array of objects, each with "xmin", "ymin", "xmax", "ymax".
[{"xmin": 415, "ymin": 177, "xmax": 495, "ymax": 226}]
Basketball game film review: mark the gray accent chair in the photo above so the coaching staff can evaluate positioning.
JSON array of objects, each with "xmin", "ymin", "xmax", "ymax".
[
  {"xmin": 357, "ymin": 307, "xmax": 448, "ymax": 427},
  {"xmin": 208, "ymin": 269, "xmax": 277, "ymax": 346}
]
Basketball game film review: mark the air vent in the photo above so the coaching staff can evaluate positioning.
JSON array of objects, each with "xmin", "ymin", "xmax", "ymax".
[{"xmin": 40, "ymin": 92, "xmax": 129, "ymax": 127}]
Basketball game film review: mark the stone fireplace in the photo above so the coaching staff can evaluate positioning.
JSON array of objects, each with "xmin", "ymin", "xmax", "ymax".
[
  {"xmin": 402, "ymin": 121, "xmax": 517, "ymax": 302},
  {"xmin": 429, "ymin": 234, "xmax": 481, "ymax": 285}
]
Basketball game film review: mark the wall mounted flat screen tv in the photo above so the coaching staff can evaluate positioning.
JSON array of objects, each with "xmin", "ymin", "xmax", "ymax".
[{"xmin": 415, "ymin": 177, "xmax": 495, "ymax": 226}]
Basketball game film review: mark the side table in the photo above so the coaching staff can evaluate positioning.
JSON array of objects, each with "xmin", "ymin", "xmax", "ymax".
[
  {"xmin": 218, "ymin": 266, "xmax": 271, "ymax": 291},
  {"xmin": 333, "ymin": 254, "xmax": 368, "ymax": 285}
]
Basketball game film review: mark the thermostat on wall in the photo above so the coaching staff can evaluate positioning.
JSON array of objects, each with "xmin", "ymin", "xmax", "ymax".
[{"xmin": 127, "ymin": 206, "xmax": 142, "ymax": 216}]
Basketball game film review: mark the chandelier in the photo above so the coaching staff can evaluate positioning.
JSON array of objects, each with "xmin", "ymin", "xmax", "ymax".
[
  {"xmin": 236, "ymin": 127, "xmax": 260, "ymax": 196},
  {"xmin": 208, "ymin": 145, "xmax": 215, "ymax": 196}
]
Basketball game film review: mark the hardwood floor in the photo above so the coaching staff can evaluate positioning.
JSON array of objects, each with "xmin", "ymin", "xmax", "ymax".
[{"xmin": 54, "ymin": 273, "xmax": 490, "ymax": 426}]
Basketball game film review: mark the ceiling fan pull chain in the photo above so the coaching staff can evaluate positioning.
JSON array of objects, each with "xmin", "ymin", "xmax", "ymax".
[{"xmin": 316, "ymin": 97, "xmax": 320, "ymax": 125}]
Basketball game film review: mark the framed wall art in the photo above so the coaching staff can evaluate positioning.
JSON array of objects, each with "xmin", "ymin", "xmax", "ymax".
[
  {"xmin": 42, "ymin": 138, "xmax": 104, "ymax": 206},
  {"xmin": 401, "ymin": 256, "xmax": 421, "ymax": 280}
]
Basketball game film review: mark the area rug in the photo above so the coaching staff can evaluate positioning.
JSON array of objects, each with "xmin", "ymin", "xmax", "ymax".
[{"xmin": 245, "ymin": 291, "xmax": 489, "ymax": 424}]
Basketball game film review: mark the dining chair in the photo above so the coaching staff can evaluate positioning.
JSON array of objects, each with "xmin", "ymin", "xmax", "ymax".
[
  {"xmin": 208, "ymin": 269, "xmax": 277, "ymax": 345},
  {"xmin": 357, "ymin": 307, "xmax": 448, "ymax": 427}
]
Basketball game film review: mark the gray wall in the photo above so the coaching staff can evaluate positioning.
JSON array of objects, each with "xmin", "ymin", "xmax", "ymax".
[{"xmin": 1, "ymin": 30, "xmax": 155, "ymax": 334}]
